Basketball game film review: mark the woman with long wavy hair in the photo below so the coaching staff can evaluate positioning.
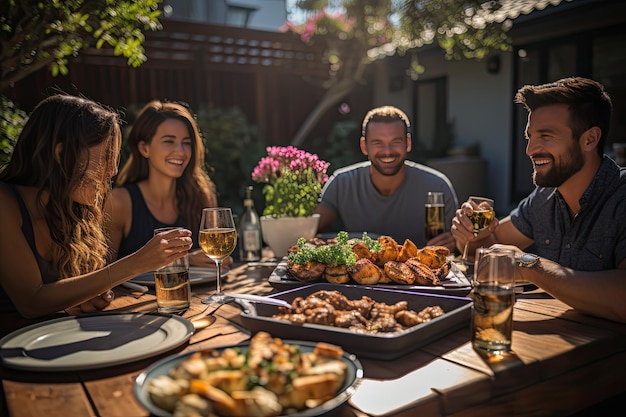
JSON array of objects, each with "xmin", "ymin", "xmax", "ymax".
[
  {"xmin": 0, "ymin": 95, "xmax": 192, "ymax": 318},
  {"xmin": 106, "ymin": 100, "xmax": 226, "ymax": 267}
]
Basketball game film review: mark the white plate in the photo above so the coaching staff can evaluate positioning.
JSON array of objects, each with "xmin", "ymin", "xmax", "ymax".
[
  {"xmin": 0, "ymin": 313, "xmax": 194, "ymax": 372},
  {"xmin": 130, "ymin": 266, "xmax": 229, "ymax": 286},
  {"xmin": 134, "ymin": 340, "xmax": 363, "ymax": 417}
]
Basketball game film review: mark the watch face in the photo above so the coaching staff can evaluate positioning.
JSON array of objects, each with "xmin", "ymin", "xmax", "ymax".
[{"xmin": 520, "ymin": 253, "xmax": 538, "ymax": 266}]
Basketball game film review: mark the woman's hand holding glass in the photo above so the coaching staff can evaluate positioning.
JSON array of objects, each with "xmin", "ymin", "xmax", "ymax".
[
  {"xmin": 71, "ymin": 229, "xmax": 192, "ymax": 314},
  {"xmin": 133, "ymin": 228, "xmax": 193, "ymax": 274}
]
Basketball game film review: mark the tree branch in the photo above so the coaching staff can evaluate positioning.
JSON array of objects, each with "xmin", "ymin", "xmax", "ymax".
[{"xmin": 291, "ymin": 77, "xmax": 359, "ymax": 147}]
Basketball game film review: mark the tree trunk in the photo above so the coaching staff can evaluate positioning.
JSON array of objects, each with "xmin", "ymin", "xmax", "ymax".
[
  {"xmin": 290, "ymin": 54, "xmax": 369, "ymax": 148},
  {"xmin": 290, "ymin": 78, "xmax": 358, "ymax": 147}
]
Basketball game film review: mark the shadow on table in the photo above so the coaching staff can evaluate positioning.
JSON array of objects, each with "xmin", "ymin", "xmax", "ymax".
[{"xmin": 1, "ymin": 313, "xmax": 171, "ymax": 360}]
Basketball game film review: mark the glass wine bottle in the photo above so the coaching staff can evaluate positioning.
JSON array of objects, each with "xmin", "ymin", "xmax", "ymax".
[{"xmin": 239, "ymin": 186, "xmax": 263, "ymax": 262}]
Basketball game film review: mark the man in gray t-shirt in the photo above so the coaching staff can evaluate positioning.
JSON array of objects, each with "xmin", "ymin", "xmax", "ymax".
[{"xmin": 315, "ymin": 106, "xmax": 459, "ymax": 252}]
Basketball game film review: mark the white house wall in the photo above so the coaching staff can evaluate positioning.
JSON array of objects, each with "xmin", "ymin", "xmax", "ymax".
[
  {"xmin": 373, "ymin": 51, "xmax": 519, "ymax": 213},
  {"xmin": 237, "ymin": 0, "xmax": 287, "ymax": 31}
]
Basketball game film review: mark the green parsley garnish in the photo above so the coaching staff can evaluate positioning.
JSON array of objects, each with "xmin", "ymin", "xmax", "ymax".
[
  {"xmin": 287, "ymin": 231, "xmax": 380, "ymax": 267},
  {"xmin": 314, "ymin": 231, "xmax": 357, "ymax": 267},
  {"xmin": 357, "ymin": 232, "xmax": 383, "ymax": 253},
  {"xmin": 287, "ymin": 237, "xmax": 317, "ymax": 264}
]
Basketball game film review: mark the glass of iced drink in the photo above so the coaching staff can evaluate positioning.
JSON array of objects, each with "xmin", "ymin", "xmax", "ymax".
[
  {"xmin": 471, "ymin": 246, "xmax": 516, "ymax": 353},
  {"xmin": 153, "ymin": 227, "xmax": 191, "ymax": 313}
]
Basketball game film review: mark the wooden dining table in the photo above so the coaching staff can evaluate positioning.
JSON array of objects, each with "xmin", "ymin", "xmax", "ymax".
[{"xmin": 1, "ymin": 260, "xmax": 625, "ymax": 417}]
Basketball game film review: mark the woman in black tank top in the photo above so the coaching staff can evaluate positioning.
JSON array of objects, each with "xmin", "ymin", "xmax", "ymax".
[
  {"xmin": 0, "ymin": 95, "xmax": 193, "ymax": 319},
  {"xmin": 105, "ymin": 100, "xmax": 227, "ymax": 268}
]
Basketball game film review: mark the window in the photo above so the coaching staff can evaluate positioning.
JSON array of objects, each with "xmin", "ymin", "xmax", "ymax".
[
  {"xmin": 226, "ymin": 5, "xmax": 257, "ymax": 27},
  {"xmin": 412, "ymin": 76, "xmax": 449, "ymax": 160}
]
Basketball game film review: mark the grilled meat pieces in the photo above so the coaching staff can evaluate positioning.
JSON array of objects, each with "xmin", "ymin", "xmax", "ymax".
[
  {"xmin": 273, "ymin": 290, "xmax": 446, "ymax": 334},
  {"xmin": 324, "ymin": 265, "xmax": 350, "ymax": 284},
  {"xmin": 405, "ymin": 258, "xmax": 441, "ymax": 285},
  {"xmin": 287, "ymin": 260, "xmax": 325, "ymax": 282},
  {"xmin": 348, "ymin": 258, "xmax": 382, "ymax": 285},
  {"xmin": 374, "ymin": 236, "xmax": 400, "ymax": 266},
  {"xmin": 383, "ymin": 261, "xmax": 417, "ymax": 285},
  {"xmin": 286, "ymin": 235, "xmax": 454, "ymax": 287}
]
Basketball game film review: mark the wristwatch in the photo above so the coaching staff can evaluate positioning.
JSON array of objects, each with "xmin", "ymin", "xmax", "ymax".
[{"xmin": 517, "ymin": 252, "xmax": 539, "ymax": 268}]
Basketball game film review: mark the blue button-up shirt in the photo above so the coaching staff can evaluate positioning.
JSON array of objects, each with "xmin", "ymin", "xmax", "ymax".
[{"xmin": 511, "ymin": 156, "xmax": 626, "ymax": 271}]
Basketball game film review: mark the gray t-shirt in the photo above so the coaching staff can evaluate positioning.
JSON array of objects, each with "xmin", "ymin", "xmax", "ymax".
[
  {"xmin": 318, "ymin": 160, "xmax": 459, "ymax": 246},
  {"xmin": 510, "ymin": 156, "xmax": 626, "ymax": 270}
]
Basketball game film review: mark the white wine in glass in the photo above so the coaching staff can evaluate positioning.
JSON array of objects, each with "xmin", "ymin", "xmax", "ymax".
[
  {"xmin": 199, "ymin": 208, "xmax": 237, "ymax": 304},
  {"xmin": 469, "ymin": 208, "xmax": 495, "ymax": 235},
  {"xmin": 425, "ymin": 192, "xmax": 445, "ymax": 241},
  {"xmin": 461, "ymin": 196, "xmax": 495, "ymax": 264}
]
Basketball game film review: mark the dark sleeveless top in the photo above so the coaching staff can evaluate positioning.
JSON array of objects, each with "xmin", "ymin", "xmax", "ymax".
[
  {"xmin": 117, "ymin": 183, "xmax": 188, "ymax": 258},
  {"xmin": 0, "ymin": 182, "xmax": 57, "ymax": 313}
]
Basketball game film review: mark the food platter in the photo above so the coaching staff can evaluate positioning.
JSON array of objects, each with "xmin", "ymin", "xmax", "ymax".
[
  {"xmin": 268, "ymin": 259, "xmax": 471, "ymax": 296},
  {"xmin": 130, "ymin": 266, "xmax": 229, "ymax": 286},
  {"xmin": 134, "ymin": 339, "xmax": 364, "ymax": 417},
  {"xmin": 0, "ymin": 313, "xmax": 194, "ymax": 372},
  {"xmin": 239, "ymin": 283, "xmax": 472, "ymax": 360}
]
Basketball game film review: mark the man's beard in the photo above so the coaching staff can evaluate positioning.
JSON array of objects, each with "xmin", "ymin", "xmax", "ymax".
[
  {"xmin": 370, "ymin": 154, "xmax": 405, "ymax": 176},
  {"xmin": 533, "ymin": 143, "xmax": 584, "ymax": 187}
]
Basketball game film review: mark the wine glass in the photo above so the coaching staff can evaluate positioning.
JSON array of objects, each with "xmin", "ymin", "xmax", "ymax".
[
  {"xmin": 461, "ymin": 196, "xmax": 495, "ymax": 265},
  {"xmin": 199, "ymin": 208, "xmax": 237, "ymax": 304}
]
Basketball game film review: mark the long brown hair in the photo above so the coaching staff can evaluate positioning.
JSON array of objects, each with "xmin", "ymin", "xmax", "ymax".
[
  {"xmin": 116, "ymin": 100, "xmax": 217, "ymax": 239},
  {"xmin": 0, "ymin": 94, "xmax": 122, "ymax": 278}
]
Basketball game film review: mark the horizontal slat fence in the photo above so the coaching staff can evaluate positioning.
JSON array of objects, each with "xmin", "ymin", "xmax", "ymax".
[{"xmin": 6, "ymin": 19, "xmax": 371, "ymax": 147}]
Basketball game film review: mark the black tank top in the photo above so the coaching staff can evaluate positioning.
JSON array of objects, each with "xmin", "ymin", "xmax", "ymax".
[
  {"xmin": 117, "ymin": 183, "xmax": 186, "ymax": 258},
  {"xmin": 0, "ymin": 182, "xmax": 57, "ymax": 313}
]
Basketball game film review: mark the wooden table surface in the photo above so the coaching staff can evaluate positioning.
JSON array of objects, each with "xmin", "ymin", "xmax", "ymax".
[{"xmin": 1, "ymin": 261, "xmax": 625, "ymax": 417}]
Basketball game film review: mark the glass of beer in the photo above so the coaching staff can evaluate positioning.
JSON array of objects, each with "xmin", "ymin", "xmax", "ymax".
[
  {"xmin": 153, "ymin": 227, "xmax": 191, "ymax": 313},
  {"xmin": 471, "ymin": 247, "xmax": 516, "ymax": 353},
  {"xmin": 425, "ymin": 191, "xmax": 445, "ymax": 242}
]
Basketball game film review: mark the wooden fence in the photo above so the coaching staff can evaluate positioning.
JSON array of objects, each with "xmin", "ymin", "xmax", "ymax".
[{"xmin": 7, "ymin": 19, "xmax": 373, "ymax": 147}]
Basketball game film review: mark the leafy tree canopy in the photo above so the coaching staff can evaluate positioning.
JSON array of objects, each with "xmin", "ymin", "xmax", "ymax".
[
  {"xmin": 0, "ymin": 0, "xmax": 163, "ymax": 91},
  {"xmin": 284, "ymin": 0, "xmax": 544, "ymax": 146},
  {"xmin": 286, "ymin": 0, "xmax": 514, "ymax": 81}
]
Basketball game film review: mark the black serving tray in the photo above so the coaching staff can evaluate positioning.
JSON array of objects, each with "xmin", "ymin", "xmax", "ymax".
[{"xmin": 239, "ymin": 283, "xmax": 472, "ymax": 360}]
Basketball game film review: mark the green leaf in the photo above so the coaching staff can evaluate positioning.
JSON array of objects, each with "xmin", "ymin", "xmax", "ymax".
[{"xmin": 1, "ymin": 0, "xmax": 163, "ymax": 89}]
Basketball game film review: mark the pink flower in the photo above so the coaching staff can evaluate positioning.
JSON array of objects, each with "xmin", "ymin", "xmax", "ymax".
[{"xmin": 251, "ymin": 146, "xmax": 330, "ymax": 217}]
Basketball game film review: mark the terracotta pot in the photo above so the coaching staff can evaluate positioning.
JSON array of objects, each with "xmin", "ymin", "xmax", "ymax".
[{"xmin": 260, "ymin": 214, "xmax": 320, "ymax": 259}]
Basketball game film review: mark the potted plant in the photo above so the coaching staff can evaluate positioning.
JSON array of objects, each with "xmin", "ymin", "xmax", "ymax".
[{"xmin": 251, "ymin": 146, "xmax": 330, "ymax": 258}]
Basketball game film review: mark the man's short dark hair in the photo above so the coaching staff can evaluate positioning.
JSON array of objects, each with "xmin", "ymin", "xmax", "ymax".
[
  {"xmin": 361, "ymin": 105, "xmax": 411, "ymax": 139},
  {"xmin": 515, "ymin": 77, "xmax": 612, "ymax": 156}
]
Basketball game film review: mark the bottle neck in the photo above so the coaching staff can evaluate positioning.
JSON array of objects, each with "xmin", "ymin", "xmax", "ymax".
[{"xmin": 244, "ymin": 199, "xmax": 254, "ymax": 208}]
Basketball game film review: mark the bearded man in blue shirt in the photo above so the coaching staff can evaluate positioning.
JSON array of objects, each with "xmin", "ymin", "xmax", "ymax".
[{"xmin": 451, "ymin": 77, "xmax": 626, "ymax": 323}]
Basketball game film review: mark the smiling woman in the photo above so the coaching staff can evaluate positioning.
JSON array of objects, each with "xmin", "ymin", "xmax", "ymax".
[{"xmin": 105, "ymin": 100, "xmax": 223, "ymax": 268}]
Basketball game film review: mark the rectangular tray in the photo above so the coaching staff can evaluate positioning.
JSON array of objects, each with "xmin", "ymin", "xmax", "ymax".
[
  {"xmin": 268, "ymin": 259, "xmax": 471, "ymax": 296},
  {"xmin": 239, "ymin": 283, "xmax": 472, "ymax": 360}
]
